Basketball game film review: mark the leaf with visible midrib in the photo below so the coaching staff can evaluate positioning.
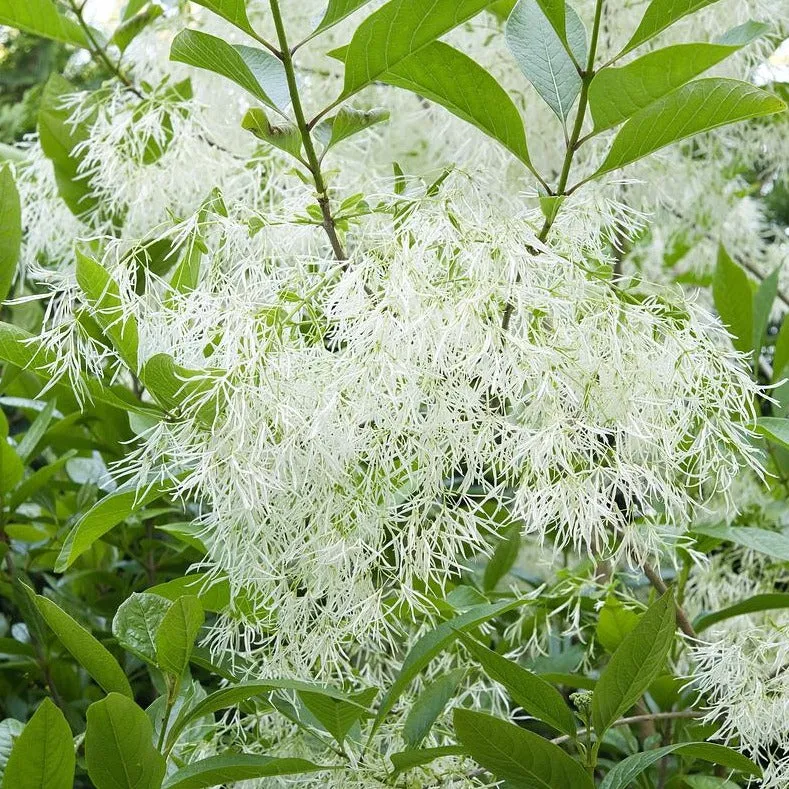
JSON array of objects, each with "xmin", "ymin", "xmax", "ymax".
[
  {"xmin": 112, "ymin": 592, "xmax": 172, "ymax": 665},
  {"xmin": 713, "ymin": 245, "xmax": 753, "ymax": 355},
  {"xmin": 403, "ymin": 669, "xmax": 465, "ymax": 747},
  {"xmin": 342, "ymin": 0, "xmax": 496, "ymax": 98},
  {"xmin": 156, "ymin": 595, "xmax": 204, "ymax": 678},
  {"xmin": 0, "ymin": 0, "xmax": 89, "ymax": 48},
  {"xmin": 375, "ymin": 41, "xmax": 532, "ymax": 166},
  {"xmin": 188, "ymin": 0, "xmax": 256, "ymax": 36},
  {"xmin": 2, "ymin": 699, "xmax": 74, "ymax": 789},
  {"xmin": 86, "ymin": 694, "xmax": 166, "ymax": 789},
  {"xmin": 621, "ymin": 0, "xmax": 723, "ymax": 56},
  {"xmin": 170, "ymin": 29, "xmax": 289, "ymax": 111},
  {"xmin": 453, "ymin": 709, "xmax": 594, "ymax": 788},
  {"xmin": 457, "ymin": 632, "xmax": 576, "ymax": 737},
  {"xmin": 596, "ymin": 78, "xmax": 786, "ymax": 176},
  {"xmin": 599, "ymin": 742, "xmax": 760, "ymax": 789},
  {"xmin": 591, "ymin": 590, "xmax": 676, "ymax": 735},
  {"xmin": 314, "ymin": 0, "xmax": 376, "ymax": 34},
  {"xmin": 506, "ymin": 0, "xmax": 586, "ymax": 121},
  {"xmin": 31, "ymin": 592, "xmax": 133, "ymax": 699},
  {"xmin": 589, "ymin": 27, "xmax": 768, "ymax": 132}
]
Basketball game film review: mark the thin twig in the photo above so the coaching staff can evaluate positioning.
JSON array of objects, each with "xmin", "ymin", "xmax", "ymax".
[
  {"xmin": 642, "ymin": 563, "xmax": 698, "ymax": 639},
  {"xmin": 550, "ymin": 710, "xmax": 703, "ymax": 747}
]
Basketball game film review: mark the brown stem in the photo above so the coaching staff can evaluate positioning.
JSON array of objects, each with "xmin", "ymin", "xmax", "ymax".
[
  {"xmin": 550, "ymin": 710, "xmax": 703, "ymax": 747},
  {"xmin": 642, "ymin": 563, "xmax": 698, "ymax": 639}
]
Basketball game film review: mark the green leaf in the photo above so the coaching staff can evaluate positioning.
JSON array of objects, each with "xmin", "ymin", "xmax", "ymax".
[
  {"xmin": 753, "ymin": 265, "xmax": 780, "ymax": 368},
  {"xmin": 113, "ymin": 592, "xmax": 172, "ymax": 665},
  {"xmin": 754, "ymin": 416, "xmax": 789, "ymax": 451},
  {"xmin": 299, "ymin": 687, "xmax": 377, "ymax": 745},
  {"xmin": 453, "ymin": 709, "xmax": 594, "ymax": 788},
  {"xmin": 155, "ymin": 595, "xmax": 204, "ymax": 679},
  {"xmin": 372, "ymin": 41, "xmax": 532, "ymax": 166},
  {"xmin": 56, "ymin": 480, "xmax": 175, "ymax": 571},
  {"xmin": 317, "ymin": 106, "xmax": 390, "ymax": 152},
  {"xmin": 596, "ymin": 79, "xmax": 785, "ymax": 177},
  {"xmin": 589, "ymin": 26, "xmax": 768, "ymax": 132},
  {"xmin": 390, "ymin": 746, "xmax": 465, "ymax": 776},
  {"xmin": 402, "ymin": 670, "xmax": 465, "ymax": 747},
  {"xmin": 0, "ymin": 440, "xmax": 23, "ymax": 494},
  {"xmin": 170, "ymin": 29, "xmax": 288, "ymax": 111},
  {"xmin": 165, "ymin": 680, "xmax": 358, "ymax": 751},
  {"xmin": 14, "ymin": 399, "xmax": 57, "ymax": 463},
  {"xmin": 341, "ymin": 0, "xmax": 496, "ymax": 98},
  {"xmin": 242, "ymin": 108, "xmax": 303, "ymax": 160},
  {"xmin": 0, "ymin": 166, "xmax": 21, "ymax": 303},
  {"xmin": 592, "ymin": 590, "xmax": 676, "ymax": 736},
  {"xmin": 693, "ymin": 523, "xmax": 789, "ymax": 561},
  {"xmin": 0, "ymin": 0, "xmax": 90, "ymax": 47},
  {"xmin": 713, "ymin": 245, "xmax": 754, "ymax": 354},
  {"xmin": 456, "ymin": 632, "xmax": 576, "ymax": 737},
  {"xmin": 313, "ymin": 0, "xmax": 375, "ymax": 35},
  {"xmin": 596, "ymin": 597, "xmax": 640, "ymax": 654},
  {"xmin": 75, "ymin": 249, "xmax": 139, "ymax": 370},
  {"xmin": 695, "ymin": 593, "xmax": 789, "ymax": 632},
  {"xmin": 599, "ymin": 742, "xmax": 760, "ymax": 789},
  {"xmin": 622, "ymin": 0, "xmax": 723, "ymax": 56},
  {"xmin": 187, "ymin": 0, "xmax": 257, "ymax": 37},
  {"xmin": 371, "ymin": 598, "xmax": 531, "ymax": 736},
  {"xmin": 773, "ymin": 316, "xmax": 789, "ymax": 383},
  {"xmin": 147, "ymin": 574, "xmax": 229, "ymax": 613},
  {"xmin": 85, "ymin": 694, "xmax": 166, "ymax": 789},
  {"xmin": 31, "ymin": 591, "xmax": 133, "ymax": 698},
  {"xmin": 162, "ymin": 755, "xmax": 331, "ymax": 789},
  {"xmin": 483, "ymin": 523, "xmax": 521, "ymax": 591},
  {"xmin": 506, "ymin": 0, "xmax": 586, "ymax": 121},
  {"xmin": 140, "ymin": 353, "xmax": 221, "ymax": 426},
  {"xmin": 2, "ymin": 699, "xmax": 74, "ymax": 789},
  {"xmin": 38, "ymin": 75, "xmax": 98, "ymax": 217},
  {"xmin": 110, "ymin": 3, "xmax": 163, "ymax": 53}
]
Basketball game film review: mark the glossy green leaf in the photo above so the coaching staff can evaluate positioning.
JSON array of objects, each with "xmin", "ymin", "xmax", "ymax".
[
  {"xmin": 506, "ymin": 0, "xmax": 586, "ymax": 121},
  {"xmin": 110, "ymin": 3, "xmax": 163, "ymax": 53},
  {"xmin": 621, "ymin": 0, "xmax": 723, "ymax": 56},
  {"xmin": 171, "ymin": 30, "xmax": 288, "ymax": 111},
  {"xmin": 374, "ymin": 41, "xmax": 532, "ymax": 166},
  {"xmin": 599, "ymin": 742, "xmax": 760, "ymax": 789},
  {"xmin": 589, "ymin": 26, "xmax": 768, "ymax": 132},
  {"xmin": 713, "ymin": 245, "xmax": 754, "ymax": 354},
  {"xmin": 147, "ymin": 574, "xmax": 229, "ymax": 612},
  {"xmin": 693, "ymin": 523, "xmax": 789, "ymax": 561},
  {"xmin": 31, "ymin": 592, "xmax": 133, "ymax": 698},
  {"xmin": 38, "ymin": 75, "xmax": 98, "ymax": 216},
  {"xmin": 156, "ymin": 595, "xmax": 204, "ymax": 679},
  {"xmin": 188, "ymin": 0, "xmax": 257, "ymax": 36},
  {"xmin": 457, "ymin": 632, "xmax": 576, "ymax": 737},
  {"xmin": 0, "ymin": 0, "xmax": 90, "ymax": 47},
  {"xmin": 371, "ymin": 598, "xmax": 530, "ymax": 736},
  {"xmin": 754, "ymin": 417, "xmax": 789, "ymax": 451},
  {"xmin": 596, "ymin": 597, "xmax": 640, "ymax": 654},
  {"xmin": 113, "ymin": 592, "xmax": 172, "ymax": 665},
  {"xmin": 592, "ymin": 590, "xmax": 675, "ymax": 735},
  {"xmin": 402, "ymin": 669, "xmax": 465, "ymax": 747},
  {"xmin": 299, "ymin": 687, "xmax": 377, "ymax": 745},
  {"xmin": 242, "ymin": 108, "xmax": 303, "ymax": 159},
  {"xmin": 483, "ymin": 523, "xmax": 521, "ymax": 591},
  {"xmin": 390, "ymin": 746, "xmax": 465, "ymax": 776},
  {"xmin": 14, "ymin": 399, "xmax": 57, "ymax": 463},
  {"xmin": 56, "ymin": 481, "xmax": 175, "ymax": 571},
  {"xmin": 317, "ymin": 107, "xmax": 390, "ymax": 152},
  {"xmin": 341, "ymin": 0, "xmax": 496, "ymax": 97},
  {"xmin": 596, "ymin": 79, "xmax": 785, "ymax": 177},
  {"xmin": 163, "ymin": 755, "xmax": 331, "ymax": 788},
  {"xmin": 86, "ymin": 694, "xmax": 166, "ymax": 789},
  {"xmin": 0, "ymin": 440, "xmax": 23, "ymax": 493},
  {"xmin": 165, "ymin": 679, "xmax": 358, "ymax": 751},
  {"xmin": 695, "ymin": 593, "xmax": 789, "ymax": 632},
  {"xmin": 75, "ymin": 249, "xmax": 139, "ymax": 370},
  {"xmin": 0, "ymin": 166, "xmax": 20, "ymax": 303},
  {"xmin": 453, "ymin": 709, "xmax": 594, "ymax": 788},
  {"xmin": 314, "ymin": 0, "xmax": 375, "ymax": 34},
  {"xmin": 2, "ymin": 699, "xmax": 74, "ymax": 789}
]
